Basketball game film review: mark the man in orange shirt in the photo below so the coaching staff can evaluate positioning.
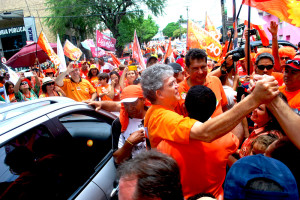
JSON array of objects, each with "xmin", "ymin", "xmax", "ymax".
[
  {"xmin": 141, "ymin": 64, "xmax": 279, "ymax": 199},
  {"xmin": 279, "ymin": 58, "xmax": 300, "ymax": 109},
  {"xmin": 55, "ymin": 62, "xmax": 97, "ymax": 102},
  {"xmin": 176, "ymin": 48, "xmax": 228, "ymax": 117}
]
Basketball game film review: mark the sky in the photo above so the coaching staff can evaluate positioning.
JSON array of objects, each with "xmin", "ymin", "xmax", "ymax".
[{"xmin": 144, "ymin": 0, "xmax": 264, "ymax": 31}]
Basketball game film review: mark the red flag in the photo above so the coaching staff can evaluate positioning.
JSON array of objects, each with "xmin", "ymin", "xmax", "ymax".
[
  {"xmin": 244, "ymin": 20, "xmax": 269, "ymax": 46},
  {"xmin": 96, "ymin": 30, "xmax": 116, "ymax": 51},
  {"xmin": 132, "ymin": 30, "xmax": 146, "ymax": 69},
  {"xmin": 242, "ymin": 0, "xmax": 300, "ymax": 27},
  {"xmin": 109, "ymin": 53, "xmax": 121, "ymax": 66},
  {"xmin": 164, "ymin": 38, "xmax": 173, "ymax": 62}
]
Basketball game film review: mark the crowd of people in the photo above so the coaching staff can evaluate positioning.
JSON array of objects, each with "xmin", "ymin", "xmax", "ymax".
[{"xmin": 1, "ymin": 20, "xmax": 300, "ymax": 200}]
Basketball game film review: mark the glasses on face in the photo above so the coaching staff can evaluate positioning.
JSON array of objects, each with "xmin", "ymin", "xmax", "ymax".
[
  {"xmin": 280, "ymin": 57, "xmax": 290, "ymax": 60},
  {"xmin": 286, "ymin": 59, "xmax": 300, "ymax": 66},
  {"xmin": 21, "ymin": 82, "xmax": 28, "ymax": 85},
  {"xmin": 46, "ymin": 82, "xmax": 55, "ymax": 86},
  {"xmin": 257, "ymin": 65, "xmax": 273, "ymax": 70}
]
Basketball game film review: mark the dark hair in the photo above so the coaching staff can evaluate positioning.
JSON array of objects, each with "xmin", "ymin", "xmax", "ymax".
[
  {"xmin": 5, "ymin": 146, "xmax": 35, "ymax": 174},
  {"xmin": 185, "ymin": 49, "xmax": 207, "ymax": 68},
  {"xmin": 188, "ymin": 193, "xmax": 216, "ymax": 200},
  {"xmin": 5, "ymin": 81, "xmax": 14, "ymax": 94},
  {"xmin": 246, "ymin": 177, "xmax": 284, "ymax": 192},
  {"xmin": 118, "ymin": 150, "xmax": 184, "ymax": 200},
  {"xmin": 98, "ymin": 73, "xmax": 109, "ymax": 83},
  {"xmin": 87, "ymin": 68, "xmax": 99, "ymax": 79},
  {"xmin": 185, "ymin": 85, "xmax": 216, "ymax": 122},
  {"xmin": 110, "ymin": 71, "xmax": 120, "ymax": 80},
  {"xmin": 41, "ymin": 81, "xmax": 54, "ymax": 93},
  {"xmin": 99, "ymin": 57, "xmax": 104, "ymax": 62}
]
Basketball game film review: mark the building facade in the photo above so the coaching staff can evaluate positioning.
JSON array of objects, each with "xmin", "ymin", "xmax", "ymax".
[{"xmin": 0, "ymin": 0, "xmax": 79, "ymax": 61}]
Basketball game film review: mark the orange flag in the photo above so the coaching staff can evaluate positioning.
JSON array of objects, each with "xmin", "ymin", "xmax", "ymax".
[
  {"xmin": 244, "ymin": 20, "xmax": 269, "ymax": 46},
  {"xmin": 37, "ymin": 32, "xmax": 60, "ymax": 65},
  {"xmin": 164, "ymin": 38, "xmax": 172, "ymax": 62},
  {"xmin": 205, "ymin": 13, "xmax": 222, "ymax": 41},
  {"xmin": 242, "ymin": 0, "xmax": 300, "ymax": 27},
  {"xmin": 63, "ymin": 39, "xmax": 82, "ymax": 61},
  {"xmin": 187, "ymin": 20, "xmax": 222, "ymax": 61},
  {"xmin": 109, "ymin": 53, "xmax": 121, "ymax": 66}
]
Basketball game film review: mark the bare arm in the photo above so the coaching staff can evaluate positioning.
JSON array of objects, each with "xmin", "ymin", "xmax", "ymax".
[
  {"xmin": 55, "ymin": 62, "xmax": 73, "ymax": 87},
  {"xmin": 268, "ymin": 21, "xmax": 281, "ymax": 72},
  {"xmin": 14, "ymin": 77, "xmax": 23, "ymax": 93},
  {"xmin": 190, "ymin": 76, "xmax": 279, "ymax": 142},
  {"xmin": 208, "ymin": 55, "xmax": 234, "ymax": 77},
  {"xmin": 244, "ymin": 29, "xmax": 254, "ymax": 75},
  {"xmin": 107, "ymin": 81, "xmax": 116, "ymax": 100},
  {"xmin": 113, "ymin": 129, "xmax": 145, "ymax": 164},
  {"xmin": 267, "ymin": 96, "xmax": 300, "ymax": 149},
  {"xmin": 84, "ymin": 100, "xmax": 121, "ymax": 112},
  {"xmin": 120, "ymin": 67, "xmax": 128, "ymax": 90},
  {"xmin": 90, "ymin": 92, "xmax": 98, "ymax": 101}
]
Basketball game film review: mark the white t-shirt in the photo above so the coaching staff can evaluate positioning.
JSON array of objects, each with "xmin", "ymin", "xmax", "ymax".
[{"xmin": 118, "ymin": 118, "xmax": 146, "ymax": 158}]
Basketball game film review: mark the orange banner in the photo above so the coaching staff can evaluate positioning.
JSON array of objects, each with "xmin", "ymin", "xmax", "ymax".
[
  {"xmin": 205, "ymin": 14, "xmax": 222, "ymax": 41},
  {"xmin": 63, "ymin": 39, "xmax": 82, "ymax": 61},
  {"xmin": 164, "ymin": 38, "xmax": 172, "ymax": 62},
  {"xmin": 132, "ymin": 30, "xmax": 146, "ymax": 69},
  {"xmin": 244, "ymin": 20, "xmax": 269, "ymax": 47},
  {"xmin": 187, "ymin": 20, "xmax": 222, "ymax": 61},
  {"xmin": 37, "ymin": 32, "xmax": 60, "ymax": 65},
  {"xmin": 109, "ymin": 53, "xmax": 121, "ymax": 66},
  {"xmin": 242, "ymin": 0, "xmax": 300, "ymax": 27}
]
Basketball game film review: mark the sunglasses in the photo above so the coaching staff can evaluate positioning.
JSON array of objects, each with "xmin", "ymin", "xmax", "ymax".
[
  {"xmin": 280, "ymin": 57, "xmax": 290, "ymax": 60},
  {"xmin": 21, "ymin": 82, "xmax": 28, "ymax": 85},
  {"xmin": 46, "ymin": 82, "xmax": 55, "ymax": 86},
  {"xmin": 257, "ymin": 65, "xmax": 273, "ymax": 70},
  {"xmin": 286, "ymin": 59, "xmax": 300, "ymax": 66}
]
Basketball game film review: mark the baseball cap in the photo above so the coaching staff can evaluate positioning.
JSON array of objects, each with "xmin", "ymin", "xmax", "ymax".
[
  {"xmin": 168, "ymin": 63, "xmax": 182, "ymax": 73},
  {"xmin": 89, "ymin": 64, "xmax": 98, "ymax": 70},
  {"xmin": 120, "ymin": 85, "xmax": 144, "ymax": 103},
  {"xmin": 224, "ymin": 154, "xmax": 299, "ymax": 200},
  {"xmin": 255, "ymin": 53, "xmax": 274, "ymax": 65},
  {"xmin": 282, "ymin": 58, "xmax": 300, "ymax": 70}
]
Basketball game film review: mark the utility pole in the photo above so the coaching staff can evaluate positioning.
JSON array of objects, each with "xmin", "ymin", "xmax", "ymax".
[{"xmin": 221, "ymin": 0, "xmax": 227, "ymax": 43}]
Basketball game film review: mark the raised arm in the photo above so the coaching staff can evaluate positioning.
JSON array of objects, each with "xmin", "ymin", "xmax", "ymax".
[
  {"xmin": 268, "ymin": 96, "xmax": 300, "ymax": 149},
  {"xmin": 268, "ymin": 21, "xmax": 281, "ymax": 72},
  {"xmin": 55, "ymin": 62, "xmax": 73, "ymax": 87},
  {"xmin": 120, "ymin": 67, "xmax": 128, "ymax": 90}
]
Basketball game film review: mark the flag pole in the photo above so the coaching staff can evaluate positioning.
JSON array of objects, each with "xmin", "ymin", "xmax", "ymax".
[{"xmin": 247, "ymin": 0, "xmax": 251, "ymax": 75}]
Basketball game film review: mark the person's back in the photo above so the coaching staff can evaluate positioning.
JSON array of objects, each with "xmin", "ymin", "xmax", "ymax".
[{"xmin": 157, "ymin": 85, "xmax": 239, "ymax": 199}]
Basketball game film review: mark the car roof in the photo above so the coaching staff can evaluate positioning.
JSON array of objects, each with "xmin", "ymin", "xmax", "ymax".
[
  {"xmin": 241, "ymin": 40, "xmax": 297, "ymax": 50},
  {"xmin": 0, "ymin": 97, "xmax": 117, "ymax": 136}
]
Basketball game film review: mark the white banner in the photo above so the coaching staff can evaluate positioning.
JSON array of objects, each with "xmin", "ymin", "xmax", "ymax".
[{"xmin": 24, "ymin": 17, "xmax": 38, "ymax": 42}]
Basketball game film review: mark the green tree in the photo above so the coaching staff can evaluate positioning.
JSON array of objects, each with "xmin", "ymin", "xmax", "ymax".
[
  {"xmin": 173, "ymin": 28, "xmax": 187, "ymax": 38},
  {"xmin": 118, "ymin": 15, "xmax": 159, "ymax": 49},
  {"xmin": 162, "ymin": 22, "xmax": 180, "ymax": 38},
  {"xmin": 45, "ymin": 0, "xmax": 166, "ymax": 56}
]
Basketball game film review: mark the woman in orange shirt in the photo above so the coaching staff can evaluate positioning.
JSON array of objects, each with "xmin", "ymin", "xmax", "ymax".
[
  {"xmin": 2, "ymin": 81, "xmax": 17, "ymax": 102},
  {"xmin": 120, "ymin": 66, "xmax": 139, "ymax": 90},
  {"xmin": 97, "ymin": 73, "xmax": 112, "ymax": 101},
  {"xmin": 87, "ymin": 64, "xmax": 100, "ymax": 88}
]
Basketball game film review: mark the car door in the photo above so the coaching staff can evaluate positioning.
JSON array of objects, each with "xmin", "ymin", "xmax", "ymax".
[{"xmin": 47, "ymin": 108, "xmax": 117, "ymax": 200}]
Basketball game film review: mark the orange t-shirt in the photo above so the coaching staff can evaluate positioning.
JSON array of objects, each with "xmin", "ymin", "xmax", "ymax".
[
  {"xmin": 80, "ymin": 70, "xmax": 89, "ymax": 79},
  {"xmin": 144, "ymin": 105, "xmax": 197, "ymax": 148},
  {"xmin": 176, "ymin": 76, "xmax": 228, "ymax": 117},
  {"xmin": 1, "ymin": 93, "xmax": 17, "ymax": 102},
  {"xmin": 157, "ymin": 133, "xmax": 238, "ymax": 199},
  {"xmin": 271, "ymin": 72, "xmax": 283, "ymax": 86},
  {"xmin": 87, "ymin": 76, "xmax": 99, "ymax": 88},
  {"xmin": 279, "ymin": 85, "xmax": 300, "ymax": 109},
  {"xmin": 96, "ymin": 84, "xmax": 112, "ymax": 101},
  {"xmin": 60, "ymin": 79, "xmax": 96, "ymax": 102}
]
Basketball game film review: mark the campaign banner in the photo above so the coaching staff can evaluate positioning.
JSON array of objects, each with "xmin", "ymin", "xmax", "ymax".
[
  {"xmin": 187, "ymin": 20, "xmax": 222, "ymax": 61},
  {"xmin": 63, "ymin": 39, "xmax": 82, "ymax": 61},
  {"xmin": 205, "ymin": 14, "xmax": 222, "ymax": 41},
  {"xmin": 90, "ymin": 47, "xmax": 106, "ymax": 57},
  {"xmin": 37, "ymin": 31, "xmax": 60, "ymax": 65},
  {"xmin": 24, "ymin": 17, "xmax": 38, "ymax": 42},
  {"xmin": 96, "ymin": 30, "xmax": 116, "ymax": 51},
  {"xmin": 132, "ymin": 30, "xmax": 146, "ymax": 70}
]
